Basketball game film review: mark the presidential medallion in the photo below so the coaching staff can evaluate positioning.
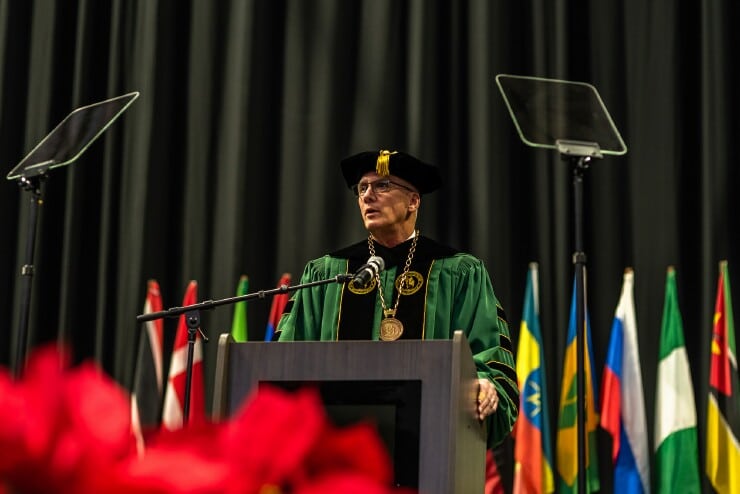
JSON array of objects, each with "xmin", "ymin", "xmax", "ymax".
[
  {"xmin": 369, "ymin": 230, "xmax": 418, "ymax": 342},
  {"xmin": 379, "ymin": 316, "xmax": 404, "ymax": 341}
]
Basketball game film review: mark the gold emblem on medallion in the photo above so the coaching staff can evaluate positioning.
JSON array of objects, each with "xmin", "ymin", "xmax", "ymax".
[
  {"xmin": 380, "ymin": 317, "xmax": 404, "ymax": 341},
  {"xmin": 395, "ymin": 271, "xmax": 424, "ymax": 295},
  {"xmin": 348, "ymin": 277, "xmax": 377, "ymax": 295}
]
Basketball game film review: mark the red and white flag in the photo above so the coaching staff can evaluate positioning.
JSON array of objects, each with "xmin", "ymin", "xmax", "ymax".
[{"xmin": 162, "ymin": 280, "xmax": 205, "ymax": 430}]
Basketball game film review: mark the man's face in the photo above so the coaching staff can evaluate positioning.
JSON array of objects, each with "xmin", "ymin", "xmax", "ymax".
[{"xmin": 356, "ymin": 172, "xmax": 419, "ymax": 232}]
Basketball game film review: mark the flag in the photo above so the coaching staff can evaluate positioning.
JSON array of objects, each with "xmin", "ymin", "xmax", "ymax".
[
  {"xmin": 654, "ymin": 267, "xmax": 700, "ymax": 493},
  {"xmin": 600, "ymin": 269, "xmax": 650, "ymax": 493},
  {"xmin": 162, "ymin": 280, "xmax": 205, "ymax": 430},
  {"xmin": 556, "ymin": 276, "xmax": 599, "ymax": 493},
  {"xmin": 485, "ymin": 449, "xmax": 505, "ymax": 494},
  {"xmin": 131, "ymin": 280, "xmax": 164, "ymax": 445},
  {"xmin": 513, "ymin": 262, "xmax": 554, "ymax": 494},
  {"xmin": 264, "ymin": 273, "xmax": 291, "ymax": 341},
  {"xmin": 706, "ymin": 260, "xmax": 740, "ymax": 493},
  {"xmin": 231, "ymin": 275, "xmax": 249, "ymax": 342}
]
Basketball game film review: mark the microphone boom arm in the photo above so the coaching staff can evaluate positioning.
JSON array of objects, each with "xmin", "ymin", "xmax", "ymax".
[
  {"xmin": 136, "ymin": 273, "xmax": 353, "ymax": 323},
  {"xmin": 136, "ymin": 272, "xmax": 352, "ymax": 426}
]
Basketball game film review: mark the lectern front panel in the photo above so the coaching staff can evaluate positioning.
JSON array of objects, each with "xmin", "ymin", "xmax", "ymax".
[
  {"xmin": 212, "ymin": 333, "xmax": 485, "ymax": 493},
  {"xmin": 261, "ymin": 379, "xmax": 421, "ymax": 488}
]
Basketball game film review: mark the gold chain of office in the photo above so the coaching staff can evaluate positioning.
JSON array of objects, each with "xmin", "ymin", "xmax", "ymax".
[{"xmin": 368, "ymin": 230, "xmax": 419, "ymax": 341}]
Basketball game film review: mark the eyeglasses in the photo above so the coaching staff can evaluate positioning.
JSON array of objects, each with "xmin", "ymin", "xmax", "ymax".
[{"xmin": 354, "ymin": 178, "xmax": 416, "ymax": 196}]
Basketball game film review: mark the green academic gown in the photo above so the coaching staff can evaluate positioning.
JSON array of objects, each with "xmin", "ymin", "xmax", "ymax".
[{"xmin": 277, "ymin": 235, "xmax": 518, "ymax": 448}]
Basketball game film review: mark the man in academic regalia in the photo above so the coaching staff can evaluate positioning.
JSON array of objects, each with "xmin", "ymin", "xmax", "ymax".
[{"xmin": 276, "ymin": 149, "xmax": 518, "ymax": 450}]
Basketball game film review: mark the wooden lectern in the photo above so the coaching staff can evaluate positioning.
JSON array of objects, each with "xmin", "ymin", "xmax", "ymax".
[{"xmin": 212, "ymin": 330, "xmax": 486, "ymax": 493}]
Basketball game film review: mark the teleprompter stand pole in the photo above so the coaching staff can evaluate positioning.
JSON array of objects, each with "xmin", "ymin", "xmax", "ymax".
[
  {"xmin": 14, "ymin": 174, "xmax": 46, "ymax": 378},
  {"xmin": 573, "ymin": 155, "xmax": 589, "ymax": 494},
  {"xmin": 137, "ymin": 273, "xmax": 354, "ymax": 425},
  {"xmin": 558, "ymin": 139, "xmax": 601, "ymax": 494}
]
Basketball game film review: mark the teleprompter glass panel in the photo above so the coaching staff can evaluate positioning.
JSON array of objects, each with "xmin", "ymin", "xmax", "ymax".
[
  {"xmin": 496, "ymin": 74, "xmax": 627, "ymax": 155},
  {"xmin": 7, "ymin": 92, "xmax": 140, "ymax": 180}
]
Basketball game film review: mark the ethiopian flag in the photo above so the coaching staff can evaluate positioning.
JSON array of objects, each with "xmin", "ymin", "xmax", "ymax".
[{"xmin": 513, "ymin": 263, "xmax": 554, "ymax": 494}]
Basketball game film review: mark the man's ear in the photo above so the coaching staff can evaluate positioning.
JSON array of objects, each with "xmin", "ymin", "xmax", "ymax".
[{"xmin": 408, "ymin": 193, "xmax": 421, "ymax": 211}]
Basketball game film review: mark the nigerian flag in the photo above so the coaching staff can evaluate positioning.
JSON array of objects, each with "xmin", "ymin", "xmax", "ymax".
[{"xmin": 654, "ymin": 267, "xmax": 700, "ymax": 493}]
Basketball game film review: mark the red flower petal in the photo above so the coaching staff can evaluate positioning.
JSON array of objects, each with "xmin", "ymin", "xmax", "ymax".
[
  {"xmin": 222, "ymin": 385, "xmax": 328, "ymax": 486},
  {"xmin": 305, "ymin": 422, "xmax": 393, "ymax": 484},
  {"xmin": 0, "ymin": 348, "xmax": 414, "ymax": 494}
]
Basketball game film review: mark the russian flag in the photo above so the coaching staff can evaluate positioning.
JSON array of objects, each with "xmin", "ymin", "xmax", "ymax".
[
  {"xmin": 600, "ymin": 269, "xmax": 650, "ymax": 493},
  {"xmin": 513, "ymin": 263, "xmax": 554, "ymax": 494}
]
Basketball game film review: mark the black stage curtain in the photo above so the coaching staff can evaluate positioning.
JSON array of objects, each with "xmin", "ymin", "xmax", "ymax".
[{"xmin": 1, "ymin": 1, "xmax": 738, "ymax": 492}]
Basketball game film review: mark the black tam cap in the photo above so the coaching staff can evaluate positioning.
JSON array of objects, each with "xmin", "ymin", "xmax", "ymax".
[{"xmin": 340, "ymin": 150, "xmax": 442, "ymax": 194}]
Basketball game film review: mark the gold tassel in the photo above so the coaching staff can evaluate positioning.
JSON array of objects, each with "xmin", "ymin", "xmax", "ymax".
[{"xmin": 376, "ymin": 149, "xmax": 397, "ymax": 177}]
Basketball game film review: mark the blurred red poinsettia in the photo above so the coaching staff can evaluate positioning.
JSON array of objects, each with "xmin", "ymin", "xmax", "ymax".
[{"xmin": 0, "ymin": 345, "xmax": 412, "ymax": 494}]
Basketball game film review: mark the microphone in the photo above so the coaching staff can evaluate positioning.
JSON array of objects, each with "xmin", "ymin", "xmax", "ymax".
[{"xmin": 352, "ymin": 256, "xmax": 385, "ymax": 286}]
